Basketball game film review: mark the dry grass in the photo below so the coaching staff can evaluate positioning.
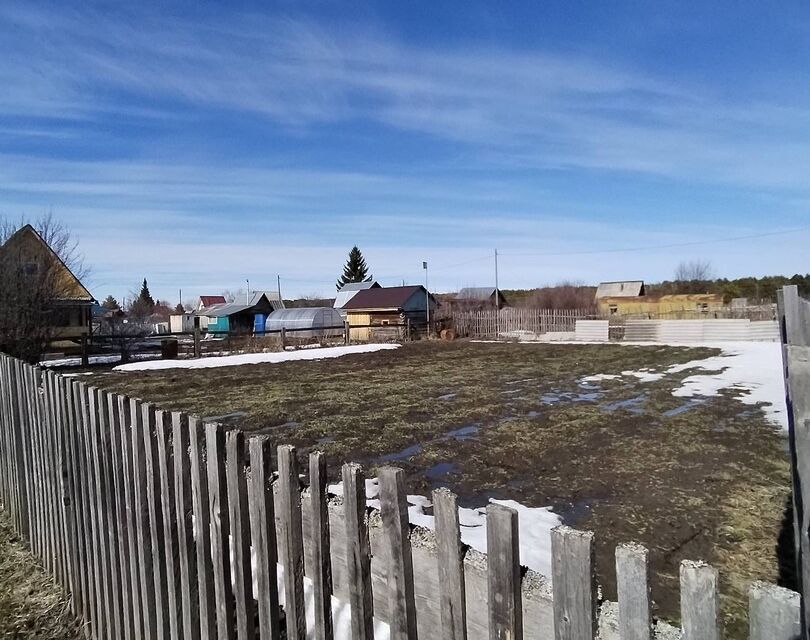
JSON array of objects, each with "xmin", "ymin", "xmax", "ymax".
[{"xmin": 0, "ymin": 510, "xmax": 82, "ymax": 639}]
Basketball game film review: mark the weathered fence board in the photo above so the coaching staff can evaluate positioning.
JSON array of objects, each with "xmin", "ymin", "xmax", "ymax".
[
  {"xmin": 189, "ymin": 416, "xmax": 216, "ymax": 639},
  {"xmin": 279, "ymin": 444, "xmax": 306, "ymax": 640},
  {"xmin": 309, "ymin": 451, "xmax": 334, "ymax": 640}
]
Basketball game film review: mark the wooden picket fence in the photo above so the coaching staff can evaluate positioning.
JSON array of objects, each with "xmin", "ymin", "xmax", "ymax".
[
  {"xmin": 0, "ymin": 351, "xmax": 804, "ymax": 639},
  {"xmin": 451, "ymin": 308, "xmax": 596, "ymax": 338}
]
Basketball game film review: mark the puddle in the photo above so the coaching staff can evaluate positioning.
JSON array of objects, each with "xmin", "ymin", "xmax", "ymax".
[
  {"xmin": 437, "ymin": 393, "xmax": 457, "ymax": 401},
  {"xmin": 379, "ymin": 443, "xmax": 423, "ymax": 463},
  {"xmin": 541, "ymin": 394, "xmax": 561, "ymax": 405},
  {"xmin": 554, "ymin": 498, "xmax": 598, "ymax": 526},
  {"xmin": 444, "ymin": 424, "xmax": 481, "ymax": 441},
  {"xmin": 664, "ymin": 398, "xmax": 707, "ymax": 417},
  {"xmin": 203, "ymin": 410, "xmax": 247, "ymax": 423},
  {"xmin": 602, "ymin": 395, "xmax": 647, "ymax": 414},
  {"xmin": 425, "ymin": 461, "xmax": 458, "ymax": 483}
]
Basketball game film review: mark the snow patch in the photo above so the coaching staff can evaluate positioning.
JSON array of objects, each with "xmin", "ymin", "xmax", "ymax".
[
  {"xmin": 327, "ymin": 477, "xmax": 561, "ymax": 580},
  {"xmin": 113, "ymin": 344, "xmax": 400, "ymax": 372}
]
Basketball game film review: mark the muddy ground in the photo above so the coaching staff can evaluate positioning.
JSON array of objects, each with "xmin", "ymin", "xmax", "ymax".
[{"xmin": 87, "ymin": 341, "xmax": 791, "ymax": 636}]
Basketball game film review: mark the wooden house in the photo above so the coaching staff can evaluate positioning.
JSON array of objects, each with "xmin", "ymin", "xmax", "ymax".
[
  {"xmin": 0, "ymin": 224, "xmax": 95, "ymax": 341},
  {"xmin": 201, "ymin": 291, "xmax": 284, "ymax": 334},
  {"xmin": 342, "ymin": 285, "xmax": 438, "ymax": 341}
]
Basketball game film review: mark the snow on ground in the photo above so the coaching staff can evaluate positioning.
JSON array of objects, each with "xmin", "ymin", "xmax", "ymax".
[
  {"xmin": 582, "ymin": 341, "xmax": 786, "ymax": 429},
  {"xmin": 327, "ymin": 477, "xmax": 561, "ymax": 579},
  {"xmin": 41, "ymin": 353, "xmax": 156, "ymax": 368},
  {"xmin": 113, "ymin": 344, "xmax": 400, "ymax": 372}
]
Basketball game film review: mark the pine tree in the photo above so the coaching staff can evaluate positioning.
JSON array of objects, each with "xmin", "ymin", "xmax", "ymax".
[
  {"xmin": 101, "ymin": 295, "xmax": 120, "ymax": 310},
  {"xmin": 138, "ymin": 278, "xmax": 155, "ymax": 310},
  {"xmin": 336, "ymin": 246, "xmax": 372, "ymax": 290},
  {"xmin": 174, "ymin": 303, "xmax": 184, "ymax": 314}
]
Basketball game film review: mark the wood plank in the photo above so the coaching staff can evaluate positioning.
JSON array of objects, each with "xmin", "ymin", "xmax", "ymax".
[
  {"xmin": 131, "ymin": 398, "xmax": 158, "ymax": 639},
  {"xmin": 97, "ymin": 389, "xmax": 124, "ymax": 640},
  {"xmin": 116, "ymin": 394, "xmax": 143, "ymax": 640},
  {"xmin": 58, "ymin": 375, "xmax": 83, "ymax": 617},
  {"xmin": 225, "ymin": 430, "xmax": 255, "ymax": 639},
  {"xmin": 748, "ymin": 581, "xmax": 801, "ymax": 640},
  {"xmin": 278, "ymin": 444, "xmax": 306, "ymax": 640},
  {"xmin": 342, "ymin": 462, "xmax": 374, "ymax": 640},
  {"xmin": 777, "ymin": 284, "xmax": 810, "ymax": 637},
  {"xmin": 87, "ymin": 386, "xmax": 112, "ymax": 637},
  {"xmin": 379, "ymin": 467, "xmax": 417, "ymax": 640},
  {"xmin": 309, "ymin": 451, "xmax": 333, "ymax": 640},
  {"xmin": 615, "ymin": 542, "xmax": 651, "ymax": 640},
  {"xmin": 487, "ymin": 503, "xmax": 522, "ymax": 640},
  {"xmin": 432, "ymin": 487, "xmax": 467, "ymax": 640},
  {"xmin": 679, "ymin": 560, "xmax": 719, "ymax": 640},
  {"xmin": 171, "ymin": 412, "xmax": 200, "ymax": 640},
  {"xmin": 247, "ymin": 436, "xmax": 280, "ymax": 638},
  {"xmin": 72, "ymin": 381, "xmax": 98, "ymax": 631},
  {"xmin": 551, "ymin": 525, "xmax": 596, "ymax": 640},
  {"xmin": 155, "ymin": 409, "xmax": 182, "ymax": 639},
  {"xmin": 189, "ymin": 416, "xmax": 216, "ymax": 639},
  {"xmin": 58, "ymin": 375, "xmax": 81, "ymax": 617},
  {"xmin": 206, "ymin": 422, "xmax": 236, "ymax": 640},
  {"xmin": 52, "ymin": 371, "xmax": 72, "ymax": 591},
  {"xmin": 143, "ymin": 403, "xmax": 171, "ymax": 638}
]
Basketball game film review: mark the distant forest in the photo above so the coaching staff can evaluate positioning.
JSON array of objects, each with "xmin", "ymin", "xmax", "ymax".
[{"xmin": 503, "ymin": 273, "xmax": 810, "ymax": 309}]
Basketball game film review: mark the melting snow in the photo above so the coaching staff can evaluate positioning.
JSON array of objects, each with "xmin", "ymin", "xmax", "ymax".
[{"xmin": 113, "ymin": 344, "xmax": 400, "ymax": 372}]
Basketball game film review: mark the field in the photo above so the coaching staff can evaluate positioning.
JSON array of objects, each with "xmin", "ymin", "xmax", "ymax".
[{"xmin": 88, "ymin": 340, "xmax": 791, "ymax": 634}]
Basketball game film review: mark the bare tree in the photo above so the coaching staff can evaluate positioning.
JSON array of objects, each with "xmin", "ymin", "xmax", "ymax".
[
  {"xmin": 0, "ymin": 214, "xmax": 90, "ymax": 362},
  {"xmin": 674, "ymin": 260, "xmax": 714, "ymax": 282}
]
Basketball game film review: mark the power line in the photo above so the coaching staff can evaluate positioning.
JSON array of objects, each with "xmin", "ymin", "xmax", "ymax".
[{"xmin": 500, "ymin": 226, "xmax": 810, "ymax": 258}]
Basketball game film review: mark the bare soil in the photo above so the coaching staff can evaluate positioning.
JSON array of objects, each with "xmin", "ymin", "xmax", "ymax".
[{"xmin": 87, "ymin": 340, "xmax": 791, "ymax": 637}]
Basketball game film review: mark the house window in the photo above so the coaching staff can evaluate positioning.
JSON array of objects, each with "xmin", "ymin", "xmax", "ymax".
[
  {"xmin": 381, "ymin": 320, "xmax": 390, "ymax": 325},
  {"xmin": 697, "ymin": 303, "xmax": 709, "ymax": 313},
  {"xmin": 609, "ymin": 305, "xmax": 618, "ymax": 315}
]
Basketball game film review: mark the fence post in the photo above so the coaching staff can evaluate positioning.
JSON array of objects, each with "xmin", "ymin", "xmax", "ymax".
[
  {"xmin": 551, "ymin": 525, "xmax": 596, "ymax": 640},
  {"xmin": 247, "ymin": 436, "xmax": 280, "ymax": 638},
  {"xmin": 487, "ymin": 503, "xmax": 522, "ymax": 640},
  {"xmin": 310, "ymin": 451, "xmax": 334, "ymax": 640},
  {"xmin": 193, "ymin": 328, "xmax": 201, "ymax": 358},
  {"xmin": 379, "ymin": 467, "xmax": 418, "ymax": 640},
  {"xmin": 81, "ymin": 334, "xmax": 89, "ymax": 366},
  {"xmin": 615, "ymin": 542, "xmax": 651, "ymax": 640},
  {"xmin": 680, "ymin": 560, "xmax": 720, "ymax": 640},
  {"xmin": 433, "ymin": 488, "xmax": 467, "ymax": 640},
  {"xmin": 278, "ymin": 445, "xmax": 306, "ymax": 640},
  {"xmin": 344, "ymin": 320, "xmax": 350, "ymax": 346},
  {"xmin": 189, "ymin": 417, "xmax": 217, "ymax": 638},
  {"xmin": 226, "ymin": 430, "xmax": 255, "ymax": 640},
  {"xmin": 749, "ymin": 581, "xmax": 801, "ymax": 640},
  {"xmin": 172, "ymin": 411, "xmax": 200, "ymax": 639},
  {"xmin": 206, "ymin": 422, "xmax": 236, "ymax": 640},
  {"xmin": 281, "ymin": 326, "xmax": 287, "ymax": 349},
  {"xmin": 778, "ymin": 284, "xmax": 810, "ymax": 639},
  {"xmin": 343, "ymin": 462, "xmax": 374, "ymax": 640}
]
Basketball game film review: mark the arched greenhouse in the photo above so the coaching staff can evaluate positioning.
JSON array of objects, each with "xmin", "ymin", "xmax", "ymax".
[{"xmin": 260, "ymin": 307, "xmax": 345, "ymax": 339}]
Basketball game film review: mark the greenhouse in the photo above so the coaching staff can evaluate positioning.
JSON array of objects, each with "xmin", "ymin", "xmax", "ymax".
[{"xmin": 260, "ymin": 307, "xmax": 345, "ymax": 338}]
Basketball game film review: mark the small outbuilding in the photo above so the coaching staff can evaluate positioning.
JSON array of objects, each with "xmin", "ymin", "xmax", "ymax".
[
  {"xmin": 202, "ymin": 291, "xmax": 284, "ymax": 335},
  {"xmin": 342, "ymin": 285, "xmax": 438, "ymax": 341}
]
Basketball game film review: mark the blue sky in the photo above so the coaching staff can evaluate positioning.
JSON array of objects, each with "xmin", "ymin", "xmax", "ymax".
[{"xmin": 1, "ymin": 1, "xmax": 809, "ymax": 303}]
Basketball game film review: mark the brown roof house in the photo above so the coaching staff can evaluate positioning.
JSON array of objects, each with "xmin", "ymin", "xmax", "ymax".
[
  {"xmin": 342, "ymin": 285, "xmax": 438, "ymax": 341},
  {"xmin": 0, "ymin": 225, "xmax": 95, "ymax": 351}
]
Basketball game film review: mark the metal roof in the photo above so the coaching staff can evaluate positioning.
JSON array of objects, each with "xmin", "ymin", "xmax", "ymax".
[
  {"xmin": 595, "ymin": 281, "xmax": 645, "ymax": 299},
  {"xmin": 201, "ymin": 292, "xmax": 283, "ymax": 317},
  {"xmin": 458, "ymin": 287, "xmax": 500, "ymax": 300},
  {"xmin": 334, "ymin": 281, "xmax": 380, "ymax": 308},
  {"xmin": 342, "ymin": 285, "xmax": 433, "ymax": 311},
  {"xmin": 199, "ymin": 295, "xmax": 226, "ymax": 307}
]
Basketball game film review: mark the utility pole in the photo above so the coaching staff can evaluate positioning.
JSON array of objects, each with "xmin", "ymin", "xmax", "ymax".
[
  {"xmin": 179, "ymin": 288, "xmax": 182, "ymax": 309},
  {"xmin": 495, "ymin": 248, "xmax": 500, "ymax": 339},
  {"xmin": 246, "ymin": 279, "xmax": 250, "ymax": 304},
  {"xmin": 423, "ymin": 261, "xmax": 430, "ymax": 335},
  {"xmin": 277, "ymin": 274, "xmax": 282, "ymax": 302}
]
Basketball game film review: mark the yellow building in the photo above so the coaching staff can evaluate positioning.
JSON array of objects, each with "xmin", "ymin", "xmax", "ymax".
[
  {"xmin": 597, "ymin": 291, "xmax": 726, "ymax": 318},
  {"xmin": 1, "ymin": 224, "xmax": 95, "ymax": 339}
]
